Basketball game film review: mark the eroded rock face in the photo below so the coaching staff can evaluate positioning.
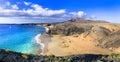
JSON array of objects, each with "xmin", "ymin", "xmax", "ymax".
[
  {"xmin": 86, "ymin": 26, "xmax": 111, "ymax": 39},
  {"xmin": 48, "ymin": 25, "xmax": 84, "ymax": 36},
  {"xmin": 98, "ymin": 30, "xmax": 120, "ymax": 48},
  {"xmin": 48, "ymin": 23, "xmax": 93, "ymax": 36}
]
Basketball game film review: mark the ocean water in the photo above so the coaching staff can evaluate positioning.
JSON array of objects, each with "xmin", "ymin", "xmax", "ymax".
[{"xmin": 0, "ymin": 24, "xmax": 46, "ymax": 54}]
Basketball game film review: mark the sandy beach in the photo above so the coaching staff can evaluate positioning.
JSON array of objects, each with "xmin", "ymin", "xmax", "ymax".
[{"xmin": 46, "ymin": 35, "xmax": 112, "ymax": 56}]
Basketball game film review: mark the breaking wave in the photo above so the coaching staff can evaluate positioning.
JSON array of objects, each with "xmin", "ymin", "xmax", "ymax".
[
  {"xmin": 33, "ymin": 27, "xmax": 51, "ymax": 55},
  {"xmin": 34, "ymin": 34, "xmax": 45, "ymax": 54}
]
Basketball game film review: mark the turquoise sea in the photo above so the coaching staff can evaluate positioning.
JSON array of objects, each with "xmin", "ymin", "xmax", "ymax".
[{"xmin": 0, "ymin": 24, "xmax": 46, "ymax": 54}]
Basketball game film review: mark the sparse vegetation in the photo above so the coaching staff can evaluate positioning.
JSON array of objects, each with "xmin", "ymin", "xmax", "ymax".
[
  {"xmin": 5, "ymin": 49, "xmax": 11, "ymax": 53},
  {"xmin": 22, "ymin": 54, "xmax": 29, "ymax": 59},
  {"xmin": 1, "ymin": 48, "xmax": 120, "ymax": 62},
  {"xmin": 97, "ymin": 60, "xmax": 104, "ymax": 62}
]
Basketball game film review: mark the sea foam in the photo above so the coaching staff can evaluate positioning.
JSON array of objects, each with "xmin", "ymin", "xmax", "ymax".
[
  {"xmin": 44, "ymin": 27, "xmax": 49, "ymax": 32},
  {"xmin": 34, "ymin": 34, "xmax": 45, "ymax": 54},
  {"xmin": 33, "ymin": 27, "xmax": 50, "ymax": 55}
]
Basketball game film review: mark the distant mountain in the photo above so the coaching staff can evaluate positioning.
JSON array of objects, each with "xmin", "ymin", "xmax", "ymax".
[{"xmin": 68, "ymin": 18, "xmax": 109, "ymax": 23}]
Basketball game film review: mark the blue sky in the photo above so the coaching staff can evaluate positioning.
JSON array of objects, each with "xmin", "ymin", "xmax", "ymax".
[{"xmin": 0, "ymin": 0, "xmax": 120, "ymax": 23}]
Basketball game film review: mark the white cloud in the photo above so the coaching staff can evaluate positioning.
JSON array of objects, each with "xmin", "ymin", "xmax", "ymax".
[
  {"xmin": 90, "ymin": 15, "xmax": 96, "ymax": 19},
  {"xmin": 6, "ymin": 1, "xmax": 11, "ymax": 6},
  {"xmin": 30, "ymin": 4, "xmax": 66, "ymax": 16},
  {"xmin": 24, "ymin": 1, "xmax": 31, "ymax": 6},
  {"xmin": 16, "ymin": 2, "xmax": 21, "ymax": 4},
  {"xmin": 69, "ymin": 12, "xmax": 77, "ymax": 16},
  {"xmin": 0, "ymin": 2, "xmax": 66, "ymax": 17},
  {"xmin": 11, "ymin": 4, "xmax": 19, "ymax": 9},
  {"xmin": 70, "ymin": 11, "xmax": 86, "ymax": 18},
  {"xmin": 4, "ymin": 1, "xmax": 19, "ymax": 10},
  {"xmin": 0, "ymin": 6, "xmax": 2, "ymax": 10},
  {"xmin": 77, "ymin": 11, "xmax": 86, "ymax": 17},
  {"xmin": 0, "ymin": 1, "xmax": 87, "ymax": 18}
]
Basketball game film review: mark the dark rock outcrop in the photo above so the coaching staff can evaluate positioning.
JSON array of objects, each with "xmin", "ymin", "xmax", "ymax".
[
  {"xmin": 1, "ymin": 49, "xmax": 120, "ymax": 62},
  {"xmin": 48, "ymin": 23, "xmax": 93, "ymax": 36}
]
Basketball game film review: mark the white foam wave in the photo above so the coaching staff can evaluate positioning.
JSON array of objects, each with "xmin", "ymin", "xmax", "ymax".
[
  {"xmin": 44, "ymin": 27, "xmax": 49, "ymax": 32},
  {"xmin": 34, "ymin": 34, "xmax": 45, "ymax": 55}
]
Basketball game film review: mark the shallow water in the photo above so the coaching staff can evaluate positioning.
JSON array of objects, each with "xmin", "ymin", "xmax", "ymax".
[{"xmin": 0, "ymin": 24, "xmax": 45, "ymax": 54}]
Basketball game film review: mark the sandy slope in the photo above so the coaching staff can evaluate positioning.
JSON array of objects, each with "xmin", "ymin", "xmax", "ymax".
[{"xmin": 46, "ymin": 35, "xmax": 112, "ymax": 56}]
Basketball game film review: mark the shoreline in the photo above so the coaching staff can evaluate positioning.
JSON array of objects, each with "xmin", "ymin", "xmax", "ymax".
[{"xmin": 33, "ymin": 25, "xmax": 51, "ymax": 55}]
